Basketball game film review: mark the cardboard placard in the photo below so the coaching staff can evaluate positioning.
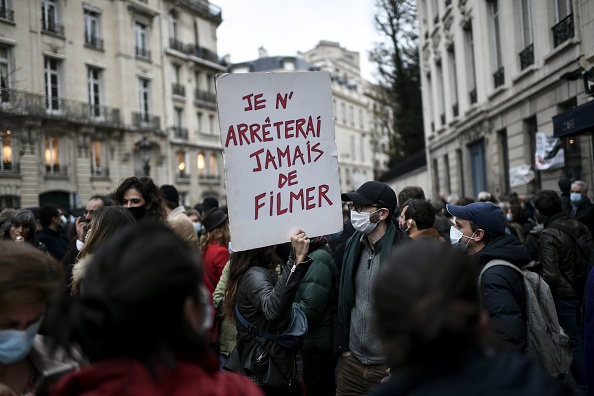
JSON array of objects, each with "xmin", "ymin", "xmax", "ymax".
[{"xmin": 216, "ymin": 71, "xmax": 342, "ymax": 251}]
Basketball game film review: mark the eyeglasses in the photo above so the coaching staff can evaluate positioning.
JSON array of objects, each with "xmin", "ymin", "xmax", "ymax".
[
  {"xmin": 347, "ymin": 203, "xmax": 382, "ymax": 213},
  {"xmin": 83, "ymin": 210, "xmax": 95, "ymax": 217}
]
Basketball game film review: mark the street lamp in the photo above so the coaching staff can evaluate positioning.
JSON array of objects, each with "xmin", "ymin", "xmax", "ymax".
[{"xmin": 139, "ymin": 136, "xmax": 152, "ymax": 176}]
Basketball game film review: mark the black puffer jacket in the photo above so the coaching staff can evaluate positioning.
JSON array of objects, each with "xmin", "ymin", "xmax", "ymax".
[
  {"xmin": 473, "ymin": 234, "xmax": 530, "ymax": 350},
  {"xmin": 539, "ymin": 212, "xmax": 592, "ymax": 298},
  {"xmin": 231, "ymin": 257, "xmax": 312, "ymax": 390}
]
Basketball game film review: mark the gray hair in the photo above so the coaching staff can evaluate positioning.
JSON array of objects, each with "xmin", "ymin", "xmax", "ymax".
[
  {"xmin": 572, "ymin": 180, "xmax": 588, "ymax": 195},
  {"xmin": 3, "ymin": 209, "xmax": 37, "ymax": 241}
]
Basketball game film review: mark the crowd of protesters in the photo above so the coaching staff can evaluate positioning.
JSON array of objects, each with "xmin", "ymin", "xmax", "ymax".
[{"xmin": 0, "ymin": 175, "xmax": 593, "ymax": 395}]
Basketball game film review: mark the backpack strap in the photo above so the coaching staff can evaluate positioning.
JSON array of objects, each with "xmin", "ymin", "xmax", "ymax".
[
  {"xmin": 235, "ymin": 304, "xmax": 283, "ymax": 344},
  {"xmin": 478, "ymin": 259, "xmax": 522, "ymax": 287}
]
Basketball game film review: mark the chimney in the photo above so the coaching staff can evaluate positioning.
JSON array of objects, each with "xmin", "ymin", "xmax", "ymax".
[{"xmin": 258, "ymin": 46, "xmax": 268, "ymax": 59}]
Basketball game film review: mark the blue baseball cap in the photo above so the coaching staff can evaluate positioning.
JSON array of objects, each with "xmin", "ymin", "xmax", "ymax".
[{"xmin": 446, "ymin": 202, "xmax": 505, "ymax": 239}]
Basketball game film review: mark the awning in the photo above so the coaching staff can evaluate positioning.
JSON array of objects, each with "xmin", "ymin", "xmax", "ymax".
[{"xmin": 553, "ymin": 100, "xmax": 594, "ymax": 138}]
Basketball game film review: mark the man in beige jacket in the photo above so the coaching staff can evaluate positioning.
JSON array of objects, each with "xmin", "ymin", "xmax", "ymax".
[{"xmin": 160, "ymin": 185, "xmax": 199, "ymax": 251}]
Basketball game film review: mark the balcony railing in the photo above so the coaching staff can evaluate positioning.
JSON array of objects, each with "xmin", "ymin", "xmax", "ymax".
[
  {"xmin": 195, "ymin": 89, "xmax": 216, "ymax": 103},
  {"xmin": 177, "ymin": 0, "xmax": 222, "ymax": 23},
  {"xmin": 0, "ymin": 162, "xmax": 19, "ymax": 174},
  {"xmin": 0, "ymin": 88, "xmax": 121, "ymax": 125},
  {"xmin": 172, "ymin": 83, "xmax": 186, "ymax": 97},
  {"xmin": 131, "ymin": 111, "xmax": 160, "ymax": 129},
  {"xmin": 169, "ymin": 38, "xmax": 185, "ymax": 52},
  {"xmin": 41, "ymin": 19, "xmax": 65, "ymax": 36},
  {"xmin": 172, "ymin": 126, "xmax": 188, "ymax": 139},
  {"xmin": 135, "ymin": 46, "xmax": 151, "ymax": 59},
  {"xmin": 0, "ymin": 7, "xmax": 14, "ymax": 22},
  {"xmin": 519, "ymin": 44, "xmax": 534, "ymax": 70},
  {"xmin": 469, "ymin": 88, "xmax": 477, "ymax": 104},
  {"xmin": 45, "ymin": 164, "xmax": 67, "ymax": 176},
  {"xmin": 185, "ymin": 44, "xmax": 219, "ymax": 63},
  {"xmin": 552, "ymin": 14, "xmax": 574, "ymax": 47},
  {"xmin": 452, "ymin": 103, "xmax": 459, "ymax": 118},
  {"xmin": 198, "ymin": 174, "xmax": 222, "ymax": 184},
  {"xmin": 91, "ymin": 166, "xmax": 109, "ymax": 178},
  {"xmin": 85, "ymin": 35, "xmax": 104, "ymax": 49},
  {"xmin": 493, "ymin": 66, "xmax": 505, "ymax": 88}
]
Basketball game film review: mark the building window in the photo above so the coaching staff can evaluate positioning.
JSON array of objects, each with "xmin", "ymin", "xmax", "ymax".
[
  {"xmin": 464, "ymin": 24, "xmax": 477, "ymax": 104},
  {"xmin": 209, "ymin": 154, "xmax": 218, "ymax": 177},
  {"xmin": 138, "ymin": 78, "xmax": 150, "ymax": 120},
  {"xmin": 88, "ymin": 67, "xmax": 102, "ymax": 118},
  {"xmin": 169, "ymin": 11, "xmax": 178, "ymax": 41},
  {"xmin": 350, "ymin": 135, "xmax": 356, "ymax": 161},
  {"xmin": 208, "ymin": 114, "xmax": 215, "ymax": 134},
  {"xmin": 172, "ymin": 64, "xmax": 185, "ymax": 96},
  {"xmin": 491, "ymin": 0, "xmax": 504, "ymax": 88},
  {"xmin": 360, "ymin": 135, "xmax": 365, "ymax": 163},
  {"xmin": 44, "ymin": 57, "xmax": 60, "ymax": 111},
  {"xmin": 0, "ymin": 130, "xmax": 13, "ymax": 171},
  {"xmin": 206, "ymin": 73, "xmax": 214, "ymax": 92},
  {"xmin": 448, "ymin": 47, "xmax": 459, "ymax": 117},
  {"xmin": 433, "ymin": 158, "xmax": 440, "ymax": 196},
  {"xmin": 45, "ymin": 134, "xmax": 61, "ymax": 174},
  {"xmin": 519, "ymin": 0, "xmax": 534, "ymax": 70},
  {"xmin": 174, "ymin": 108, "xmax": 186, "ymax": 139},
  {"xmin": 497, "ymin": 129, "xmax": 510, "ymax": 195},
  {"xmin": 341, "ymin": 102, "xmax": 346, "ymax": 123},
  {"xmin": 444, "ymin": 154, "xmax": 451, "ymax": 194},
  {"xmin": 84, "ymin": 9, "xmax": 102, "ymax": 49},
  {"xmin": 135, "ymin": 22, "xmax": 150, "ymax": 58},
  {"xmin": 436, "ymin": 62, "xmax": 445, "ymax": 125},
  {"xmin": 90, "ymin": 140, "xmax": 108, "ymax": 177},
  {"xmin": 426, "ymin": 73, "xmax": 434, "ymax": 132},
  {"xmin": 41, "ymin": 0, "xmax": 63, "ymax": 35},
  {"xmin": 552, "ymin": 0, "xmax": 574, "ymax": 47},
  {"xmin": 197, "ymin": 112, "xmax": 203, "ymax": 133},
  {"xmin": 0, "ymin": 45, "xmax": 9, "ymax": 102},
  {"xmin": 359, "ymin": 109, "xmax": 364, "ymax": 128},
  {"xmin": 457, "ymin": 148, "xmax": 465, "ymax": 196},
  {"xmin": 0, "ymin": 0, "xmax": 14, "ymax": 22},
  {"xmin": 349, "ymin": 105, "xmax": 354, "ymax": 126},
  {"xmin": 197, "ymin": 153, "xmax": 205, "ymax": 177},
  {"xmin": 177, "ymin": 151, "xmax": 187, "ymax": 177}
]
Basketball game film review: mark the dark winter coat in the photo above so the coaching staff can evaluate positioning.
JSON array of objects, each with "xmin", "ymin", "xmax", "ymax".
[
  {"xmin": 228, "ymin": 256, "xmax": 312, "ymax": 390},
  {"xmin": 38, "ymin": 227, "xmax": 70, "ymax": 261},
  {"xmin": 294, "ymin": 245, "xmax": 337, "ymax": 352},
  {"xmin": 585, "ymin": 267, "xmax": 594, "ymax": 396},
  {"xmin": 366, "ymin": 349, "xmax": 578, "ymax": 396},
  {"xmin": 539, "ymin": 212, "xmax": 592, "ymax": 298},
  {"xmin": 473, "ymin": 233, "xmax": 530, "ymax": 350}
]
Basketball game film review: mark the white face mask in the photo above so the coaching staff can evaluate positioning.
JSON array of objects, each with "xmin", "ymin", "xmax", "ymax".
[
  {"xmin": 449, "ymin": 226, "xmax": 476, "ymax": 254},
  {"xmin": 350, "ymin": 209, "xmax": 381, "ymax": 235},
  {"xmin": 506, "ymin": 213, "xmax": 513, "ymax": 222}
]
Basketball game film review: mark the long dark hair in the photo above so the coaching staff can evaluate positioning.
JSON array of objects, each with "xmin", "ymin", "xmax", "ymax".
[
  {"xmin": 112, "ymin": 176, "xmax": 166, "ymax": 221},
  {"xmin": 49, "ymin": 222, "xmax": 205, "ymax": 362},
  {"xmin": 78, "ymin": 206, "xmax": 135, "ymax": 259},
  {"xmin": 373, "ymin": 240, "xmax": 485, "ymax": 370},
  {"xmin": 223, "ymin": 246, "xmax": 282, "ymax": 323}
]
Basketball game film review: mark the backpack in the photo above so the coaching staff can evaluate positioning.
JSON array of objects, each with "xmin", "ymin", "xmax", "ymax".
[
  {"xmin": 479, "ymin": 260, "xmax": 572, "ymax": 377},
  {"xmin": 546, "ymin": 222, "xmax": 594, "ymax": 302}
]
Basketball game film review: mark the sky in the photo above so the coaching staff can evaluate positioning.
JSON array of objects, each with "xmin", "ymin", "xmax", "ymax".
[{"xmin": 213, "ymin": 0, "xmax": 380, "ymax": 82}]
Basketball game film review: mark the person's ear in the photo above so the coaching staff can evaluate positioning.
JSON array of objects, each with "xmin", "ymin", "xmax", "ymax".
[
  {"xmin": 379, "ymin": 208, "xmax": 389, "ymax": 221},
  {"xmin": 183, "ymin": 296, "xmax": 204, "ymax": 332},
  {"xmin": 472, "ymin": 229, "xmax": 485, "ymax": 242}
]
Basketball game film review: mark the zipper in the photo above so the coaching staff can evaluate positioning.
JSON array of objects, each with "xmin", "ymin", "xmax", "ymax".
[
  {"xmin": 367, "ymin": 251, "xmax": 375, "ymax": 269},
  {"xmin": 256, "ymin": 350, "xmax": 267, "ymax": 363},
  {"xmin": 285, "ymin": 263, "xmax": 297, "ymax": 285}
]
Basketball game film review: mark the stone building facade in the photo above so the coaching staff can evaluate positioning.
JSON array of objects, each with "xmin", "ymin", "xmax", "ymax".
[
  {"xmin": 419, "ymin": 0, "xmax": 594, "ymax": 201},
  {"xmin": 0, "ymin": 0, "xmax": 225, "ymax": 209}
]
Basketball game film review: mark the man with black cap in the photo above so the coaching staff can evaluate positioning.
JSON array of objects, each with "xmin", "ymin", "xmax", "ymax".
[
  {"xmin": 160, "ymin": 185, "xmax": 198, "ymax": 251},
  {"xmin": 446, "ymin": 201, "xmax": 530, "ymax": 350},
  {"xmin": 336, "ymin": 181, "xmax": 408, "ymax": 395}
]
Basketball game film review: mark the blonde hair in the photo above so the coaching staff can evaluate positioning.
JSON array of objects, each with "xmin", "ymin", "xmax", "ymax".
[{"xmin": 199, "ymin": 225, "xmax": 230, "ymax": 252}]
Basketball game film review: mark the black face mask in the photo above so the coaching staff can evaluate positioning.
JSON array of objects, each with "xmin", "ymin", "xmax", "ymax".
[{"xmin": 127, "ymin": 205, "xmax": 147, "ymax": 220}]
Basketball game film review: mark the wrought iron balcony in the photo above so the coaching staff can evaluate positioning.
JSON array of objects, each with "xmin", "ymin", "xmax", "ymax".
[
  {"xmin": 172, "ymin": 126, "xmax": 188, "ymax": 139},
  {"xmin": 135, "ymin": 46, "xmax": 151, "ymax": 59},
  {"xmin": 169, "ymin": 38, "xmax": 185, "ymax": 52},
  {"xmin": 469, "ymin": 88, "xmax": 477, "ymax": 104},
  {"xmin": 131, "ymin": 111, "xmax": 160, "ymax": 129},
  {"xmin": 0, "ymin": 162, "xmax": 19, "ymax": 174},
  {"xmin": 91, "ymin": 166, "xmax": 109, "ymax": 178},
  {"xmin": 41, "ymin": 19, "xmax": 65, "ymax": 36},
  {"xmin": 0, "ymin": 88, "xmax": 121, "ymax": 125},
  {"xmin": 493, "ymin": 66, "xmax": 505, "ymax": 88},
  {"xmin": 45, "ymin": 164, "xmax": 67, "ymax": 176},
  {"xmin": 85, "ymin": 35, "xmax": 104, "ymax": 49},
  {"xmin": 172, "ymin": 83, "xmax": 186, "ymax": 97},
  {"xmin": 185, "ymin": 44, "xmax": 219, "ymax": 63},
  {"xmin": 195, "ymin": 89, "xmax": 216, "ymax": 103},
  {"xmin": 198, "ymin": 174, "xmax": 222, "ymax": 184},
  {"xmin": 452, "ymin": 103, "xmax": 459, "ymax": 118},
  {"xmin": 0, "ymin": 7, "xmax": 14, "ymax": 22},
  {"xmin": 519, "ymin": 44, "xmax": 534, "ymax": 70},
  {"xmin": 552, "ymin": 14, "xmax": 574, "ymax": 47}
]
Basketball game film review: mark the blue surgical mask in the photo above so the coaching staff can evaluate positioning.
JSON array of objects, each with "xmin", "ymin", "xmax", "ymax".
[
  {"xmin": 193, "ymin": 222, "xmax": 202, "ymax": 234},
  {"xmin": 0, "ymin": 318, "xmax": 42, "ymax": 364},
  {"xmin": 506, "ymin": 213, "xmax": 513, "ymax": 222},
  {"xmin": 570, "ymin": 192, "xmax": 582, "ymax": 203},
  {"xmin": 350, "ymin": 209, "xmax": 381, "ymax": 235},
  {"xmin": 449, "ymin": 226, "xmax": 476, "ymax": 254}
]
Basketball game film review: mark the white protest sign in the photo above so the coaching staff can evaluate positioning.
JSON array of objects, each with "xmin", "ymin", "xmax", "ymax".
[{"xmin": 216, "ymin": 71, "xmax": 342, "ymax": 252}]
